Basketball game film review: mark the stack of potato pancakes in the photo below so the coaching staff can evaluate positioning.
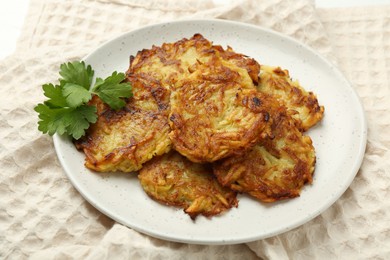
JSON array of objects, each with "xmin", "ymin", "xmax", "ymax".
[{"xmin": 75, "ymin": 34, "xmax": 324, "ymax": 220}]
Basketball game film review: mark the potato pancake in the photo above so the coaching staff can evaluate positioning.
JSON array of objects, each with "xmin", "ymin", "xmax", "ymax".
[
  {"xmin": 169, "ymin": 57, "xmax": 271, "ymax": 162},
  {"xmin": 74, "ymin": 79, "xmax": 171, "ymax": 173},
  {"xmin": 213, "ymin": 102, "xmax": 316, "ymax": 203},
  {"xmin": 127, "ymin": 34, "xmax": 260, "ymax": 88},
  {"xmin": 258, "ymin": 65, "xmax": 324, "ymax": 131},
  {"xmin": 138, "ymin": 151, "xmax": 238, "ymax": 219}
]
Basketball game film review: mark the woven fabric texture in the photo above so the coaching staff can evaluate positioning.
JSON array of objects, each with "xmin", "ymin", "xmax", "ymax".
[{"xmin": 1, "ymin": 0, "xmax": 389, "ymax": 259}]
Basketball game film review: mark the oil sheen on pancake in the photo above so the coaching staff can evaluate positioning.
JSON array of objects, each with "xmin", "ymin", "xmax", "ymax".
[
  {"xmin": 258, "ymin": 65, "xmax": 324, "ymax": 131},
  {"xmin": 213, "ymin": 102, "xmax": 316, "ymax": 203},
  {"xmin": 138, "ymin": 151, "xmax": 238, "ymax": 219}
]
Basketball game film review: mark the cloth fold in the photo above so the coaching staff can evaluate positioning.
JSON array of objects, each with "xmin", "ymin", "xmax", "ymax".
[{"xmin": 1, "ymin": 0, "xmax": 389, "ymax": 259}]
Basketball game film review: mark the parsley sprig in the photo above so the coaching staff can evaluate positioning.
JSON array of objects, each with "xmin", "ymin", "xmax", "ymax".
[{"xmin": 34, "ymin": 61, "xmax": 132, "ymax": 140}]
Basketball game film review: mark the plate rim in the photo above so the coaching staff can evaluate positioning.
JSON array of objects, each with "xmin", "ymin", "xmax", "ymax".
[{"xmin": 53, "ymin": 18, "xmax": 368, "ymax": 245}]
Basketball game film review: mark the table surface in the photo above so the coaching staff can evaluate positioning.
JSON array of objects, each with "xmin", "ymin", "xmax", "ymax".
[{"xmin": 0, "ymin": 0, "xmax": 389, "ymax": 59}]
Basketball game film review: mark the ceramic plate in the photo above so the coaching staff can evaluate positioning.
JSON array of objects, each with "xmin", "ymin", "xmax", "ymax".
[{"xmin": 53, "ymin": 19, "xmax": 367, "ymax": 245}]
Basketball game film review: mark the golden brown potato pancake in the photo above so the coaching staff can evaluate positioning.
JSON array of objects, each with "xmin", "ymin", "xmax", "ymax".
[
  {"xmin": 258, "ymin": 65, "xmax": 324, "ymax": 131},
  {"xmin": 74, "ymin": 80, "xmax": 172, "ymax": 172},
  {"xmin": 138, "ymin": 151, "xmax": 238, "ymax": 219},
  {"xmin": 127, "ymin": 34, "xmax": 260, "ymax": 88},
  {"xmin": 213, "ymin": 102, "xmax": 316, "ymax": 203},
  {"xmin": 169, "ymin": 57, "xmax": 271, "ymax": 163}
]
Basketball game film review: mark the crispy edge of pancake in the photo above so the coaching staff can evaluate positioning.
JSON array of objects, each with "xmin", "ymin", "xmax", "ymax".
[
  {"xmin": 258, "ymin": 65, "xmax": 324, "ymax": 131},
  {"xmin": 138, "ymin": 151, "xmax": 238, "ymax": 219},
  {"xmin": 218, "ymin": 45, "xmax": 261, "ymax": 85},
  {"xmin": 212, "ymin": 103, "xmax": 316, "ymax": 203}
]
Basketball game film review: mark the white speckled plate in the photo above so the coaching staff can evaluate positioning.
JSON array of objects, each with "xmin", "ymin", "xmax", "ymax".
[{"xmin": 53, "ymin": 19, "xmax": 367, "ymax": 245}]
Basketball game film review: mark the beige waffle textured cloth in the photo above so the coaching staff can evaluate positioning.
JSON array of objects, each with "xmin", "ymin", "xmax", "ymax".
[{"xmin": 0, "ymin": 0, "xmax": 389, "ymax": 259}]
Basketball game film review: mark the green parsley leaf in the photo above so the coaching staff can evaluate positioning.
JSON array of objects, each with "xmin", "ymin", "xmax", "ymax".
[
  {"xmin": 62, "ymin": 83, "xmax": 92, "ymax": 108},
  {"xmin": 92, "ymin": 72, "xmax": 132, "ymax": 110},
  {"xmin": 61, "ymin": 105, "xmax": 98, "ymax": 139},
  {"xmin": 59, "ymin": 61, "xmax": 94, "ymax": 90},
  {"xmin": 34, "ymin": 103, "xmax": 97, "ymax": 139},
  {"xmin": 35, "ymin": 61, "xmax": 132, "ymax": 139},
  {"xmin": 35, "ymin": 104, "xmax": 69, "ymax": 136},
  {"xmin": 42, "ymin": 83, "xmax": 68, "ymax": 108}
]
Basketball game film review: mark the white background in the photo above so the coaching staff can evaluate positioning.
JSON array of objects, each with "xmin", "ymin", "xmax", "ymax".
[{"xmin": 0, "ymin": 0, "xmax": 389, "ymax": 60}]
